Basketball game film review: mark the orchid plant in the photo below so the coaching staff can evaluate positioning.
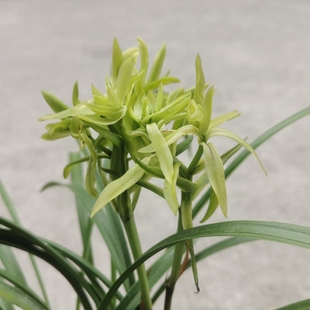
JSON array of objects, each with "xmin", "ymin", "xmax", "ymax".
[
  {"xmin": 39, "ymin": 37, "xmax": 266, "ymax": 308},
  {"xmin": 0, "ymin": 38, "xmax": 309, "ymax": 310}
]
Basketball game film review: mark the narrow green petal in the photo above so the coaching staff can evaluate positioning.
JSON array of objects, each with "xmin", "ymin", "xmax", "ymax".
[
  {"xmin": 41, "ymin": 131, "xmax": 70, "ymax": 141},
  {"xmin": 200, "ymin": 187, "xmax": 219, "ymax": 223},
  {"xmin": 107, "ymin": 85, "xmax": 121, "ymax": 106},
  {"xmin": 141, "ymin": 96, "xmax": 152, "ymax": 118},
  {"xmin": 78, "ymin": 109, "xmax": 126, "ymax": 126},
  {"xmin": 157, "ymin": 112, "xmax": 187, "ymax": 129},
  {"xmin": 199, "ymin": 85, "xmax": 214, "ymax": 134},
  {"xmin": 138, "ymin": 125, "xmax": 199, "ymax": 153},
  {"xmin": 91, "ymin": 158, "xmax": 150, "ymax": 217},
  {"xmin": 146, "ymin": 123, "xmax": 174, "ymax": 183},
  {"xmin": 201, "ymin": 142, "xmax": 227, "ymax": 217},
  {"xmin": 187, "ymin": 101, "xmax": 205, "ymax": 128},
  {"xmin": 155, "ymin": 83, "xmax": 164, "ymax": 111},
  {"xmin": 161, "ymin": 124, "xmax": 198, "ymax": 148},
  {"xmin": 147, "ymin": 43, "xmax": 166, "ymax": 83},
  {"xmin": 192, "ymin": 171, "xmax": 209, "ymax": 200},
  {"xmin": 207, "ymin": 128, "xmax": 267, "ymax": 175},
  {"xmin": 208, "ymin": 111, "xmax": 240, "ymax": 130},
  {"xmin": 41, "ymin": 120, "xmax": 71, "ymax": 141},
  {"xmin": 72, "ymin": 81, "xmax": 80, "ymax": 106},
  {"xmin": 63, "ymin": 156, "xmax": 89, "ymax": 179},
  {"xmin": 143, "ymin": 93, "xmax": 190, "ymax": 125},
  {"xmin": 38, "ymin": 103, "xmax": 93, "ymax": 121},
  {"xmin": 85, "ymin": 156, "xmax": 98, "ymax": 197},
  {"xmin": 193, "ymin": 54, "xmax": 206, "ymax": 106},
  {"xmin": 116, "ymin": 54, "xmax": 136, "ymax": 103},
  {"xmin": 137, "ymin": 37, "xmax": 149, "ymax": 82},
  {"xmin": 166, "ymin": 87, "xmax": 184, "ymax": 105},
  {"xmin": 164, "ymin": 163, "xmax": 180, "ymax": 215},
  {"xmin": 112, "ymin": 38, "xmax": 124, "ymax": 82},
  {"xmin": 86, "ymin": 102, "xmax": 124, "ymax": 117},
  {"xmin": 92, "ymin": 95, "xmax": 109, "ymax": 105},
  {"xmin": 81, "ymin": 132, "xmax": 98, "ymax": 197},
  {"xmin": 144, "ymin": 76, "xmax": 180, "ymax": 93},
  {"xmin": 91, "ymin": 84, "xmax": 105, "ymax": 97},
  {"xmin": 41, "ymin": 90, "xmax": 70, "ymax": 113},
  {"xmin": 193, "ymin": 143, "xmax": 242, "ymax": 201},
  {"xmin": 122, "ymin": 47, "xmax": 139, "ymax": 59}
]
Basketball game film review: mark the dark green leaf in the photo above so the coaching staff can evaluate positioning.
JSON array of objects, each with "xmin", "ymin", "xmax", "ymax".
[
  {"xmin": 0, "ymin": 245, "xmax": 27, "ymax": 286},
  {"xmin": 0, "ymin": 269, "xmax": 48, "ymax": 309},
  {"xmin": 0, "ymin": 181, "xmax": 50, "ymax": 307},
  {"xmin": 152, "ymin": 237, "xmax": 252, "ymax": 305},
  {"xmin": 0, "ymin": 219, "xmax": 95, "ymax": 310},
  {"xmin": 42, "ymin": 181, "xmax": 134, "ymax": 291},
  {"xmin": 0, "ymin": 281, "xmax": 47, "ymax": 310},
  {"xmin": 275, "ymin": 298, "xmax": 310, "ymax": 310},
  {"xmin": 99, "ymin": 220, "xmax": 310, "ymax": 309},
  {"xmin": 70, "ymin": 153, "xmax": 94, "ymax": 263}
]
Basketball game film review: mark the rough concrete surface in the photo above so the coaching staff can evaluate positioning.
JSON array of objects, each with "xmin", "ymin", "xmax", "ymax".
[{"xmin": 1, "ymin": 1, "xmax": 310, "ymax": 309}]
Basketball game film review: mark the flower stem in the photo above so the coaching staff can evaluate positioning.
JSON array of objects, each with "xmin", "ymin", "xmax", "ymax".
[
  {"xmin": 123, "ymin": 214, "xmax": 153, "ymax": 310},
  {"xmin": 164, "ymin": 211, "xmax": 185, "ymax": 310},
  {"xmin": 187, "ymin": 144, "xmax": 203, "ymax": 175}
]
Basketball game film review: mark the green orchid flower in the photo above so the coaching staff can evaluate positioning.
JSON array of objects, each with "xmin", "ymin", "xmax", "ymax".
[
  {"xmin": 40, "ymin": 37, "xmax": 266, "ymax": 221},
  {"xmin": 39, "ymin": 37, "xmax": 268, "ymax": 307}
]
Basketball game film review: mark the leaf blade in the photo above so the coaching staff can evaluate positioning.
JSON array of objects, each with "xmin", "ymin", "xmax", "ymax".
[{"xmin": 99, "ymin": 220, "xmax": 310, "ymax": 309}]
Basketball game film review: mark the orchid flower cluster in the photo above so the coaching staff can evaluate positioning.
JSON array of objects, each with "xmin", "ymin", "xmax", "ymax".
[
  {"xmin": 39, "ymin": 39, "xmax": 266, "ymax": 304},
  {"xmin": 39, "ymin": 38, "xmax": 264, "ymax": 227}
]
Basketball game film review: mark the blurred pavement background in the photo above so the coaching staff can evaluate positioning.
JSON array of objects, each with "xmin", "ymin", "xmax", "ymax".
[{"xmin": 1, "ymin": 1, "xmax": 310, "ymax": 309}]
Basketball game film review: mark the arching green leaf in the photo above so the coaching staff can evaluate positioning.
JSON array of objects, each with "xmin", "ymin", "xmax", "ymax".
[{"xmin": 99, "ymin": 220, "xmax": 310, "ymax": 309}]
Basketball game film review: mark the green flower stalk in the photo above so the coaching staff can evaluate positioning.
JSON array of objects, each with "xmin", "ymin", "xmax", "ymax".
[{"xmin": 39, "ymin": 37, "xmax": 266, "ymax": 309}]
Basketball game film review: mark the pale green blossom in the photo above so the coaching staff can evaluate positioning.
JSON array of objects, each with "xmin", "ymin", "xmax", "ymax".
[{"xmin": 39, "ymin": 37, "xmax": 265, "ymax": 221}]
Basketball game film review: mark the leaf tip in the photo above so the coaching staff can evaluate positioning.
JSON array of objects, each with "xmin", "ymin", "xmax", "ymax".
[
  {"xmin": 90, "ymin": 207, "xmax": 99, "ymax": 218},
  {"xmin": 194, "ymin": 283, "xmax": 200, "ymax": 294}
]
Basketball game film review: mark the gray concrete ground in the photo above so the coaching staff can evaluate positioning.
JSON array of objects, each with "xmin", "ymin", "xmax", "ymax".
[{"xmin": 1, "ymin": 0, "xmax": 310, "ymax": 309}]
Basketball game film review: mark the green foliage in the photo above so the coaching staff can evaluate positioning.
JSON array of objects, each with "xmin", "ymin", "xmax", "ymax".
[{"xmin": 0, "ymin": 38, "xmax": 309, "ymax": 309}]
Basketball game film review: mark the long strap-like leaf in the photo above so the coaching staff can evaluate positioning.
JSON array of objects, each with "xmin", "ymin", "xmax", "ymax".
[
  {"xmin": 276, "ymin": 298, "xmax": 310, "ymax": 310},
  {"xmin": 99, "ymin": 220, "xmax": 310, "ymax": 309},
  {"xmin": 0, "ymin": 218, "xmax": 95, "ymax": 310}
]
